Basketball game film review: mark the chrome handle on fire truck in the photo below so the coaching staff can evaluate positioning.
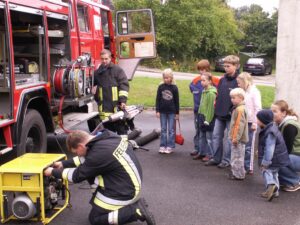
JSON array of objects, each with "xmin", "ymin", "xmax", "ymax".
[{"xmin": 80, "ymin": 42, "xmax": 85, "ymax": 45}]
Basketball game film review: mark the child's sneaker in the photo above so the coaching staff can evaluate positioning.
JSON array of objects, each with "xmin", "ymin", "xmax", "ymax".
[
  {"xmin": 265, "ymin": 184, "xmax": 278, "ymax": 202},
  {"xmin": 159, "ymin": 147, "xmax": 166, "ymax": 154},
  {"xmin": 164, "ymin": 147, "xmax": 173, "ymax": 154},
  {"xmin": 261, "ymin": 190, "xmax": 279, "ymax": 198},
  {"xmin": 201, "ymin": 156, "xmax": 211, "ymax": 162},
  {"xmin": 282, "ymin": 183, "xmax": 300, "ymax": 192}
]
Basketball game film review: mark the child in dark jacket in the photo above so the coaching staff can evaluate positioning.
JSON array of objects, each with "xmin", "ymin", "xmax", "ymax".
[
  {"xmin": 205, "ymin": 55, "xmax": 239, "ymax": 168},
  {"xmin": 257, "ymin": 109, "xmax": 291, "ymax": 202},
  {"xmin": 156, "ymin": 68, "xmax": 179, "ymax": 154}
]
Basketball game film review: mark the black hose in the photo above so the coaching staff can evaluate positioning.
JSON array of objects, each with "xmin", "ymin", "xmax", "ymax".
[
  {"xmin": 128, "ymin": 128, "xmax": 142, "ymax": 140},
  {"xmin": 134, "ymin": 128, "xmax": 160, "ymax": 146}
]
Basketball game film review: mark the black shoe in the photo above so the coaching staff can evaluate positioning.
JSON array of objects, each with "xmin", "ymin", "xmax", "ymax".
[
  {"xmin": 205, "ymin": 159, "xmax": 218, "ymax": 166},
  {"xmin": 217, "ymin": 162, "xmax": 230, "ymax": 169},
  {"xmin": 136, "ymin": 198, "xmax": 156, "ymax": 225}
]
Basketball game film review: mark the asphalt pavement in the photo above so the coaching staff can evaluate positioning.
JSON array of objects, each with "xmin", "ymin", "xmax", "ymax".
[{"xmin": 4, "ymin": 111, "xmax": 300, "ymax": 225}]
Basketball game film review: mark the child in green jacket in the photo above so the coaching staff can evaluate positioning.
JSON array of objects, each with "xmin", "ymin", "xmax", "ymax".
[{"xmin": 198, "ymin": 72, "xmax": 217, "ymax": 161}]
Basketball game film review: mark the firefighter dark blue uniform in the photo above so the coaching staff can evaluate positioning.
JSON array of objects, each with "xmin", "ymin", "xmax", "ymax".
[
  {"xmin": 94, "ymin": 62, "xmax": 129, "ymax": 135},
  {"xmin": 51, "ymin": 130, "xmax": 155, "ymax": 225}
]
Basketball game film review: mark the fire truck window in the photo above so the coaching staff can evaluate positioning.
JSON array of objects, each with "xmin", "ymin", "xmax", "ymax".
[
  {"xmin": 77, "ymin": 5, "xmax": 89, "ymax": 32},
  {"xmin": 117, "ymin": 11, "xmax": 152, "ymax": 35},
  {"xmin": 120, "ymin": 42, "xmax": 130, "ymax": 58},
  {"xmin": 101, "ymin": 10, "xmax": 110, "ymax": 50},
  {"xmin": 10, "ymin": 10, "xmax": 47, "ymax": 85}
]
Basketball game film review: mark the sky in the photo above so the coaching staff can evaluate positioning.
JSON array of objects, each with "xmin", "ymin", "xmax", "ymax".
[{"xmin": 227, "ymin": 0, "xmax": 279, "ymax": 14}]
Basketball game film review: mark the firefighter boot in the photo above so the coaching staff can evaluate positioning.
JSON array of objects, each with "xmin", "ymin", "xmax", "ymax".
[{"xmin": 136, "ymin": 198, "xmax": 156, "ymax": 225}]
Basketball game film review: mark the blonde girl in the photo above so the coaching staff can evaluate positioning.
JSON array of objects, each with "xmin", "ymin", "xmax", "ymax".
[
  {"xmin": 237, "ymin": 72, "xmax": 262, "ymax": 174},
  {"xmin": 155, "ymin": 69, "xmax": 180, "ymax": 154}
]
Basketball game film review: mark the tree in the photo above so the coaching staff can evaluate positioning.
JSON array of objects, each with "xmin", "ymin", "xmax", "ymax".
[{"xmin": 235, "ymin": 4, "xmax": 278, "ymax": 59}]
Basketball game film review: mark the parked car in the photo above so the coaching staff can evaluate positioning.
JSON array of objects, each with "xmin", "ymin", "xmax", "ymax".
[
  {"xmin": 243, "ymin": 58, "xmax": 272, "ymax": 75},
  {"xmin": 214, "ymin": 56, "xmax": 226, "ymax": 72}
]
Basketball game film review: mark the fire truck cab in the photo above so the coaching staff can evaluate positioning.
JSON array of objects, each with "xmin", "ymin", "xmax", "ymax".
[{"xmin": 0, "ymin": 0, "xmax": 156, "ymax": 163}]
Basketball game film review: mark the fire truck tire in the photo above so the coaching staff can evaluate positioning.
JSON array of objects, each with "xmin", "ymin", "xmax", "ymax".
[{"xmin": 18, "ymin": 109, "xmax": 47, "ymax": 156}]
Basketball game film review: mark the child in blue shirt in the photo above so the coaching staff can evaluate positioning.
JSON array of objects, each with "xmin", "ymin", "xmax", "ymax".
[{"xmin": 189, "ymin": 60, "xmax": 209, "ymax": 159}]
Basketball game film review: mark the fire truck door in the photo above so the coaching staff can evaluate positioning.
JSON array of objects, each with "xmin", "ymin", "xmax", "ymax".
[
  {"xmin": 76, "ymin": 3, "xmax": 93, "ymax": 58},
  {"xmin": 115, "ymin": 9, "xmax": 156, "ymax": 80},
  {"xmin": 0, "ymin": 2, "xmax": 12, "ymax": 121}
]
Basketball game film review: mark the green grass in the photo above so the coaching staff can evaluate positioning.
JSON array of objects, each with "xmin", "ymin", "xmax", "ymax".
[
  {"xmin": 257, "ymin": 85, "xmax": 275, "ymax": 109},
  {"xmin": 128, "ymin": 77, "xmax": 275, "ymax": 109}
]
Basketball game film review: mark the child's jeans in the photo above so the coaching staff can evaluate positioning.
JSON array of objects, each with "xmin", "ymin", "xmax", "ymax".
[
  {"xmin": 199, "ymin": 130, "xmax": 213, "ymax": 157},
  {"xmin": 262, "ymin": 167, "xmax": 279, "ymax": 189},
  {"xmin": 244, "ymin": 123, "xmax": 255, "ymax": 172},
  {"xmin": 231, "ymin": 142, "xmax": 246, "ymax": 179},
  {"xmin": 212, "ymin": 118, "xmax": 231, "ymax": 164},
  {"xmin": 160, "ymin": 113, "xmax": 175, "ymax": 149}
]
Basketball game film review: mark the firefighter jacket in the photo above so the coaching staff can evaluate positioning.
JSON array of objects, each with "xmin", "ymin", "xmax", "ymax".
[
  {"xmin": 52, "ymin": 129, "xmax": 143, "ymax": 211},
  {"xmin": 94, "ymin": 63, "xmax": 129, "ymax": 120}
]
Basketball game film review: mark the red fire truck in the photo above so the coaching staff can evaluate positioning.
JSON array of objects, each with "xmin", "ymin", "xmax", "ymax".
[{"xmin": 0, "ymin": 0, "xmax": 156, "ymax": 163}]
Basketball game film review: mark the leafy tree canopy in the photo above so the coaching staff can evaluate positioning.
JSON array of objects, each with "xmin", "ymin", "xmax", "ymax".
[{"xmin": 235, "ymin": 4, "xmax": 278, "ymax": 58}]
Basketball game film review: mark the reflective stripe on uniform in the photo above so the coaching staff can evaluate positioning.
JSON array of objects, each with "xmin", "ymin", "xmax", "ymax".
[
  {"xmin": 120, "ymin": 135, "xmax": 128, "ymax": 140},
  {"xmin": 62, "ymin": 168, "xmax": 76, "ymax": 182},
  {"xmin": 119, "ymin": 90, "xmax": 128, "ymax": 98},
  {"xmin": 93, "ymin": 138, "xmax": 141, "ymax": 210},
  {"xmin": 94, "ymin": 198, "xmax": 123, "ymax": 211},
  {"xmin": 95, "ymin": 189, "xmax": 139, "ymax": 207},
  {"xmin": 99, "ymin": 111, "xmax": 113, "ymax": 120},
  {"xmin": 108, "ymin": 210, "xmax": 119, "ymax": 225},
  {"xmin": 73, "ymin": 156, "xmax": 85, "ymax": 167},
  {"xmin": 94, "ymin": 175, "xmax": 105, "ymax": 188},
  {"xmin": 112, "ymin": 138, "xmax": 142, "ymax": 197},
  {"xmin": 98, "ymin": 87, "xmax": 103, "ymax": 112},
  {"xmin": 112, "ymin": 87, "xmax": 118, "ymax": 101}
]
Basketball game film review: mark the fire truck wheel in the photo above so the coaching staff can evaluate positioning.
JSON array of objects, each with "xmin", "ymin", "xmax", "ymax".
[{"xmin": 18, "ymin": 109, "xmax": 47, "ymax": 156}]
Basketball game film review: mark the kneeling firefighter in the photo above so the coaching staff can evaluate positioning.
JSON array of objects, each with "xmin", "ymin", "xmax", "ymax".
[{"xmin": 44, "ymin": 130, "xmax": 155, "ymax": 225}]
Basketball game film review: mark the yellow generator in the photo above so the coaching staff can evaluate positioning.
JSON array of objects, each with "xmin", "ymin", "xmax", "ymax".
[{"xmin": 0, "ymin": 153, "xmax": 69, "ymax": 224}]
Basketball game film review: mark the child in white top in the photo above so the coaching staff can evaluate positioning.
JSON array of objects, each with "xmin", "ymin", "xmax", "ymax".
[{"xmin": 237, "ymin": 72, "xmax": 262, "ymax": 174}]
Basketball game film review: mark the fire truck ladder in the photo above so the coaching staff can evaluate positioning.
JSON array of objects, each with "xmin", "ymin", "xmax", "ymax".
[{"xmin": 0, "ymin": 121, "xmax": 13, "ymax": 156}]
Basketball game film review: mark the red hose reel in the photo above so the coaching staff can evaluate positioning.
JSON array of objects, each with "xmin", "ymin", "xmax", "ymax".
[{"xmin": 53, "ymin": 67, "xmax": 84, "ymax": 98}]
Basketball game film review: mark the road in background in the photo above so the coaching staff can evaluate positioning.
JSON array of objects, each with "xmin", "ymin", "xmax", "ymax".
[{"xmin": 135, "ymin": 67, "xmax": 275, "ymax": 87}]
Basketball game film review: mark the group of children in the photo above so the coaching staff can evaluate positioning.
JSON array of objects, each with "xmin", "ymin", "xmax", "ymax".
[{"xmin": 155, "ymin": 55, "xmax": 294, "ymax": 202}]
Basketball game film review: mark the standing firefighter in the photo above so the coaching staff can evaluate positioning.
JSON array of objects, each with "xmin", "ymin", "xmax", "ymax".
[
  {"xmin": 93, "ymin": 49, "xmax": 129, "ymax": 135},
  {"xmin": 44, "ymin": 130, "xmax": 155, "ymax": 225}
]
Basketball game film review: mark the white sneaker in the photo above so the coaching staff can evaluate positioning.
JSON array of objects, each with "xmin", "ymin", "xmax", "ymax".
[
  {"xmin": 165, "ymin": 147, "xmax": 173, "ymax": 154},
  {"xmin": 159, "ymin": 147, "xmax": 166, "ymax": 154}
]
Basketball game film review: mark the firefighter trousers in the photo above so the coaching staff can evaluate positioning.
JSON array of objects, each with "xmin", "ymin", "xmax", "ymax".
[{"xmin": 88, "ymin": 202, "xmax": 139, "ymax": 225}]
